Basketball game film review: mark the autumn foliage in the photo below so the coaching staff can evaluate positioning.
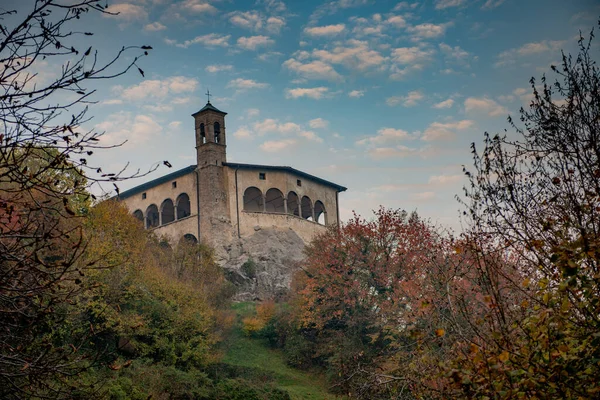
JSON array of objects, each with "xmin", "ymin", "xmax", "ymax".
[{"xmin": 274, "ymin": 26, "xmax": 600, "ymax": 400}]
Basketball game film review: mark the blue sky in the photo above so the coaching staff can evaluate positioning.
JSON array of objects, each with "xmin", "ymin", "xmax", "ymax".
[{"xmin": 8, "ymin": 0, "xmax": 599, "ymax": 231}]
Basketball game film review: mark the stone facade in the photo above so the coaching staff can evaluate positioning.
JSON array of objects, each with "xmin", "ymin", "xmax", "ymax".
[{"xmin": 118, "ymin": 102, "xmax": 346, "ymax": 290}]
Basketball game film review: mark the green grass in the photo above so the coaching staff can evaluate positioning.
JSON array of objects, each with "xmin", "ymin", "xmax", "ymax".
[{"xmin": 222, "ymin": 303, "xmax": 342, "ymax": 400}]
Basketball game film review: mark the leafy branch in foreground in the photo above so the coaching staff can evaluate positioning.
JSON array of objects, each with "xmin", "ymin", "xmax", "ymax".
[{"xmin": 0, "ymin": 1, "xmax": 154, "ymax": 397}]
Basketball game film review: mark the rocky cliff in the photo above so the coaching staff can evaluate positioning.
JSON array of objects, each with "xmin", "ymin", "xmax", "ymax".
[{"xmin": 217, "ymin": 226, "xmax": 307, "ymax": 301}]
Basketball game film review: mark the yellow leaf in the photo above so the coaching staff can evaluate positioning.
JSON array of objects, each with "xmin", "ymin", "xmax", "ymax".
[
  {"xmin": 435, "ymin": 328, "xmax": 445, "ymax": 337},
  {"xmin": 498, "ymin": 350, "xmax": 509, "ymax": 363}
]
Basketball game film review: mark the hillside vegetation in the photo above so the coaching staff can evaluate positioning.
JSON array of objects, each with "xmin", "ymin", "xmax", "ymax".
[{"xmin": 1, "ymin": 1, "xmax": 599, "ymax": 398}]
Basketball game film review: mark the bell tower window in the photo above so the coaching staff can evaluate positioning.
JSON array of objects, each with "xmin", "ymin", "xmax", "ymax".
[
  {"xmin": 214, "ymin": 122, "xmax": 221, "ymax": 144},
  {"xmin": 200, "ymin": 123, "xmax": 206, "ymax": 144}
]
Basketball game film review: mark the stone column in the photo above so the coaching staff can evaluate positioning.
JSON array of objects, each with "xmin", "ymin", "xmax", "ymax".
[
  {"xmin": 283, "ymin": 197, "xmax": 288, "ymax": 214},
  {"xmin": 174, "ymin": 205, "xmax": 178, "ymax": 220},
  {"xmin": 262, "ymin": 194, "xmax": 266, "ymax": 212},
  {"xmin": 298, "ymin": 201, "xmax": 302, "ymax": 219},
  {"xmin": 311, "ymin": 206, "xmax": 315, "ymax": 221}
]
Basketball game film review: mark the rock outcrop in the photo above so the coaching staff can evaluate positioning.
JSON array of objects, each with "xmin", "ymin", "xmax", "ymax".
[{"xmin": 219, "ymin": 227, "xmax": 307, "ymax": 301}]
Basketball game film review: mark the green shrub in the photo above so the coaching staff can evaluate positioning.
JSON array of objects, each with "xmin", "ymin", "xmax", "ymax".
[{"xmin": 240, "ymin": 259, "xmax": 258, "ymax": 279}]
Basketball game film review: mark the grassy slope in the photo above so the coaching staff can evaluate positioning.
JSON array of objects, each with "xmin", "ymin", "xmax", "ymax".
[{"xmin": 222, "ymin": 303, "xmax": 342, "ymax": 400}]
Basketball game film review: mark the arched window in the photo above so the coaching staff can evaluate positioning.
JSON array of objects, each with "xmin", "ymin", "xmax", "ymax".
[
  {"xmin": 214, "ymin": 122, "xmax": 221, "ymax": 144},
  {"xmin": 200, "ymin": 123, "xmax": 206, "ymax": 144},
  {"xmin": 301, "ymin": 196, "xmax": 313, "ymax": 220},
  {"xmin": 314, "ymin": 201, "xmax": 326, "ymax": 225},
  {"xmin": 146, "ymin": 204, "xmax": 159, "ymax": 228},
  {"xmin": 133, "ymin": 209, "xmax": 144, "ymax": 224},
  {"xmin": 161, "ymin": 199, "xmax": 175, "ymax": 224},
  {"xmin": 287, "ymin": 191, "xmax": 300, "ymax": 216},
  {"xmin": 176, "ymin": 193, "xmax": 191, "ymax": 219},
  {"xmin": 243, "ymin": 187, "xmax": 263, "ymax": 212},
  {"xmin": 265, "ymin": 188, "xmax": 285, "ymax": 213},
  {"xmin": 182, "ymin": 233, "xmax": 198, "ymax": 244}
]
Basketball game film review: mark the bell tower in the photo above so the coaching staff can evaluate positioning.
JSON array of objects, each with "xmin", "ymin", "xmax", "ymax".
[{"xmin": 192, "ymin": 97, "xmax": 230, "ymax": 244}]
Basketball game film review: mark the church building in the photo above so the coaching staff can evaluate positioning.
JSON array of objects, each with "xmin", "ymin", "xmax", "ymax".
[{"xmin": 117, "ymin": 101, "xmax": 347, "ymax": 250}]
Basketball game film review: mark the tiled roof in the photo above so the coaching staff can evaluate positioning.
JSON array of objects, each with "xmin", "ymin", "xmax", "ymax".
[
  {"xmin": 116, "ymin": 165, "xmax": 197, "ymax": 199},
  {"xmin": 224, "ymin": 162, "xmax": 347, "ymax": 192},
  {"xmin": 192, "ymin": 102, "xmax": 227, "ymax": 116}
]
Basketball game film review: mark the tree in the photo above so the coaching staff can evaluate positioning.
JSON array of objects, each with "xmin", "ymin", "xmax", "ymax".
[
  {"xmin": 0, "ymin": 1, "xmax": 151, "ymax": 396},
  {"xmin": 444, "ymin": 25, "xmax": 600, "ymax": 399},
  {"xmin": 290, "ymin": 208, "xmax": 451, "ymax": 398}
]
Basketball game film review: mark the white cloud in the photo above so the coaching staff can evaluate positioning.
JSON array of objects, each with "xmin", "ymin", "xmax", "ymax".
[
  {"xmin": 386, "ymin": 15, "xmax": 407, "ymax": 28},
  {"xmin": 309, "ymin": 0, "xmax": 371, "ymax": 24},
  {"xmin": 428, "ymin": 174, "xmax": 463, "ymax": 185},
  {"xmin": 368, "ymin": 145, "xmax": 419, "ymax": 159},
  {"xmin": 433, "ymin": 98, "xmax": 454, "ymax": 109},
  {"xmin": 101, "ymin": 99, "xmax": 123, "ymax": 105},
  {"xmin": 309, "ymin": 118, "xmax": 329, "ymax": 129},
  {"xmin": 348, "ymin": 90, "xmax": 364, "ymax": 98},
  {"xmin": 260, "ymin": 139, "xmax": 297, "ymax": 152},
  {"xmin": 516, "ymin": 40, "xmax": 566, "ymax": 56},
  {"xmin": 495, "ymin": 40, "xmax": 565, "ymax": 67},
  {"xmin": 386, "ymin": 91, "xmax": 424, "ymax": 107},
  {"xmin": 144, "ymin": 104, "xmax": 173, "ymax": 113},
  {"xmin": 435, "ymin": 0, "xmax": 466, "ymax": 9},
  {"xmin": 228, "ymin": 11, "xmax": 286, "ymax": 34},
  {"xmin": 393, "ymin": 2, "xmax": 419, "ymax": 11},
  {"xmin": 464, "ymin": 97, "xmax": 508, "ymax": 116},
  {"xmin": 205, "ymin": 64, "xmax": 233, "ymax": 73},
  {"xmin": 482, "ymin": 0, "xmax": 505, "ymax": 9},
  {"xmin": 168, "ymin": 121, "xmax": 182, "ymax": 130},
  {"xmin": 254, "ymin": 118, "xmax": 279, "ymax": 133},
  {"xmin": 118, "ymin": 76, "xmax": 199, "ymax": 102},
  {"xmin": 97, "ymin": 112, "xmax": 162, "ymax": 147},
  {"xmin": 144, "ymin": 22, "xmax": 166, "ymax": 31},
  {"xmin": 180, "ymin": 0, "xmax": 217, "ymax": 14},
  {"xmin": 237, "ymin": 35, "xmax": 275, "ymax": 50},
  {"xmin": 266, "ymin": 17, "xmax": 286, "ymax": 34},
  {"xmin": 300, "ymin": 131, "xmax": 323, "ymax": 142},
  {"xmin": 257, "ymin": 51, "xmax": 284, "ymax": 62},
  {"xmin": 422, "ymin": 120, "xmax": 474, "ymax": 141},
  {"xmin": 252, "ymin": 119, "xmax": 301, "ymax": 135},
  {"xmin": 312, "ymin": 39, "xmax": 387, "ymax": 72},
  {"xmin": 246, "ymin": 108, "xmax": 260, "ymax": 117},
  {"xmin": 439, "ymin": 43, "xmax": 471, "ymax": 65},
  {"xmin": 285, "ymin": 87, "xmax": 331, "ymax": 99},
  {"xmin": 283, "ymin": 58, "xmax": 342, "ymax": 81},
  {"xmin": 233, "ymin": 126, "xmax": 253, "ymax": 139},
  {"xmin": 229, "ymin": 11, "xmax": 263, "ymax": 30},
  {"xmin": 279, "ymin": 122, "xmax": 302, "ymax": 134},
  {"xmin": 391, "ymin": 46, "xmax": 435, "ymax": 65},
  {"xmin": 170, "ymin": 33, "xmax": 230, "ymax": 48},
  {"xmin": 226, "ymin": 78, "xmax": 269, "ymax": 91},
  {"xmin": 357, "ymin": 127, "xmax": 412, "ymax": 145},
  {"xmin": 104, "ymin": 3, "xmax": 148, "ymax": 21},
  {"xmin": 304, "ymin": 24, "xmax": 346, "ymax": 36},
  {"xmin": 411, "ymin": 191, "xmax": 436, "ymax": 201},
  {"xmin": 407, "ymin": 23, "xmax": 448, "ymax": 40}
]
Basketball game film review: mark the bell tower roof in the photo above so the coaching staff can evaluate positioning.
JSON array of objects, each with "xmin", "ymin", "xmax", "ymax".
[{"xmin": 192, "ymin": 101, "xmax": 227, "ymax": 117}]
